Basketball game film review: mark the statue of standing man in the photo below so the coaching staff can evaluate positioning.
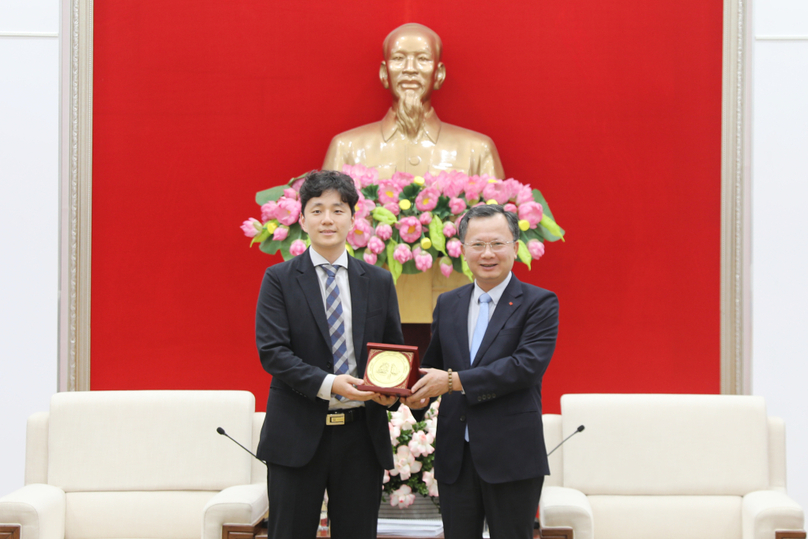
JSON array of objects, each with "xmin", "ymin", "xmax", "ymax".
[{"xmin": 323, "ymin": 23, "xmax": 505, "ymax": 180}]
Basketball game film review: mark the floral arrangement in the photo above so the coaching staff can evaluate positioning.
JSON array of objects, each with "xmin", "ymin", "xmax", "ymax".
[
  {"xmin": 241, "ymin": 165, "xmax": 565, "ymax": 282},
  {"xmin": 384, "ymin": 399, "xmax": 441, "ymax": 509}
]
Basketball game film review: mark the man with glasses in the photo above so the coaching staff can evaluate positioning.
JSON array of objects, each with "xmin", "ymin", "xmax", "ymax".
[{"xmin": 403, "ymin": 204, "xmax": 559, "ymax": 539}]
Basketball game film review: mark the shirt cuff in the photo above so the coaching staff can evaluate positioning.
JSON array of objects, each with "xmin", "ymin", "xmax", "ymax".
[{"xmin": 318, "ymin": 374, "xmax": 336, "ymax": 400}]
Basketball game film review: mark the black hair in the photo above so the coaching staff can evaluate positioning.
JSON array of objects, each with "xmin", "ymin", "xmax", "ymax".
[
  {"xmin": 457, "ymin": 204, "xmax": 520, "ymax": 243},
  {"xmin": 299, "ymin": 170, "xmax": 359, "ymax": 216}
]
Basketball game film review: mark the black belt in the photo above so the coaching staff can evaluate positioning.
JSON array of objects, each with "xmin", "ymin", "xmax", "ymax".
[{"xmin": 325, "ymin": 407, "xmax": 365, "ymax": 426}]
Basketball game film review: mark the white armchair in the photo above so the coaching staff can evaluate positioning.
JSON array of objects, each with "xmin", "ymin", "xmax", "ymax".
[
  {"xmin": 0, "ymin": 390, "xmax": 268, "ymax": 539},
  {"xmin": 539, "ymin": 394, "xmax": 805, "ymax": 539}
]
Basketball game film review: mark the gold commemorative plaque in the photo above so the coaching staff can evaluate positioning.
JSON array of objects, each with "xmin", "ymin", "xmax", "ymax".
[{"xmin": 357, "ymin": 343, "xmax": 420, "ymax": 396}]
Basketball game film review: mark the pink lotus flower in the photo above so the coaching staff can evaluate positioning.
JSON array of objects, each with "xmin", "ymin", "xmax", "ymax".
[
  {"xmin": 375, "ymin": 223, "xmax": 393, "ymax": 241},
  {"xmin": 342, "ymin": 163, "xmax": 378, "ymax": 187},
  {"xmin": 436, "ymin": 170, "xmax": 468, "ymax": 198},
  {"xmin": 408, "ymin": 430, "xmax": 435, "ymax": 457},
  {"xmin": 414, "ymin": 249, "xmax": 433, "ymax": 272},
  {"xmin": 393, "ymin": 244, "xmax": 413, "ymax": 264},
  {"xmin": 389, "ymin": 422, "xmax": 401, "ymax": 444},
  {"xmin": 283, "ymin": 188, "xmax": 298, "ymax": 200},
  {"xmin": 390, "ymin": 485, "xmax": 416, "ymax": 508},
  {"xmin": 415, "ymin": 187, "xmax": 440, "ymax": 211},
  {"xmin": 419, "ymin": 211, "xmax": 433, "ymax": 225},
  {"xmin": 383, "ymin": 202, "xmax": 400, "ymax": 216},
  {"xmin": 260, "ymin": 201, "xmax": 278, "ymax": 222},
  {"xmin": 355, "ymin": 195, "xmax": 375, "ymax": 220},
  {"xmin": 367, "ymin": 236, "xmax": 385, "ymax": 255},
  {"xmin": 464, "ymin": 175, "xmax": 488, "ymax": 201},
  {"xmin": 439, "ymin": 258, "xmax": 454, "ymax": 277},
  {"xmin": 516, "ymin": 184, "xmax": 534, "ymax": 205},
  {"xmin": 448, "ymin": 197, "xmax": 467, "ymax": 215},
  {"xmin": 422, "ymin": 471, "xmax": 440, "ymax": 497},
  {"xmin": 446, "ymin": 238, "xmax": 462, "ymax": 258},
  {"xmin": 276, "ymin": 197, "xmax": 302, "ymax": 226},
  {"xmin": 528, "ymin": 239, "xmax": 545, "ymax": 260},
  {"xmin": 504, "ymin": 203, "xmax": 518, "ymax": 214},
  {"xmin": 518, "ymin": 201, "xmax": 543, "ymax": 228},
  {"xmin": 289, "ymin": 176, "xmax": 305, "ymax": 192},
  {"xmin": 289, "ymin": 239, "xmax": 307, "ymax": 257},
  {"xmin": 503, "ymin": 179, "xmax": 524, "ymax": 200},
  {"xmin": 241, "ymin": 218, "xmax": 262, "ymax": 238},
  {"xmin": 391, "ymin": 171, "xmax": 414, "ymax": 189},
  {"xmin": 348, "ymin": 218, "xmax": 372, "ymax": 249},
  {"xmin": 377, "ymin": 179, "xmax": 403, "ymax": 205},
  {"xmin": 482, "ymin": 181, "xmax": 510, "ymax": 205},
  {"xmin": 396, "ymin": 216, "xmax": 422, "ymax": 244},
  {"xmin": 272, "ymin": 226, "xmax": 289, "ymax": 241},
  {"xmin": 442, "ymin": 222, "xmax": 457, "ymax": 238},
  {"xmin": 363, "ymin": 251, "xmax": 377, "ymax": 265}
]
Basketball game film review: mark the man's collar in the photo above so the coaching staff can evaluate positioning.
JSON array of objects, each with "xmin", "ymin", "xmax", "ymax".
[
  {"xmin": 473, "ymin": 272, "xmax": 513, "ymax": 305},
  {"xmin": 380, "ymin": 107, "xmax": 442, "ymax": 143},
  {"xmin": 308, "ymin": 247, "xmax": 349, "ymax": 269}
]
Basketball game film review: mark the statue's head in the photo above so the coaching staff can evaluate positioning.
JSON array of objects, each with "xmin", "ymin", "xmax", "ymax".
[{"xmin": 380, "ymin": 23, "xmax": 446, "ymax": 106}]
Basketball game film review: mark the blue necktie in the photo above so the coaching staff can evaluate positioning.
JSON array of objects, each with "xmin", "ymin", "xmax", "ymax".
[
  {"xmin": 470, "ymin": 293, "xmax": 492, "ymax": 365},
  {"xmin": 322, "ymin": 265, "xmax": 349, "ymax": 377}
]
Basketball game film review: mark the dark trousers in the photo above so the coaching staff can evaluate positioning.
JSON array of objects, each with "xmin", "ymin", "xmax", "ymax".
[
  {"xmin": 439, "ymin": 442, "xmax": 544, "ymax": 539},
  {"xmin": 266, "ymin": 418, "xmax": 383, "ymax": 539}
]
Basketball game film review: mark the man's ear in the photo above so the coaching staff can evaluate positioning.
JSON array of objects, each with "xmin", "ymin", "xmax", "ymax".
[
  {"xmin": 433, "ymin": 62, "xmax": 446, "ymax": 90},
  {"xmin": 379, "ymin": 61, "xmax": 389, "ymax": 89}
]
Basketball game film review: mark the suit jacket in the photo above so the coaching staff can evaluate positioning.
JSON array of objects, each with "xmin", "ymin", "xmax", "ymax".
[
  {"xmin": 422, "ymin": 275, "xmax": 559, "ymax": 485},
  {"xmin": 255, "ymin": 249, "xmax": 404, "ymax": 470}
]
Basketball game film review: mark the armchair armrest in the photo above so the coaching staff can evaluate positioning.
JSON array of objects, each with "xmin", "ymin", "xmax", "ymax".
[
  {"xmin": 202, "ymin": 483, "xmax": 268, "ymax": 539},
  {"xmin": 539, "ymin": 486, "xmax": 593, "ymax": 539},
  {"xmin": 743, "ymin": 490, "xmax": 804, "ymax": 539},
  {"xmin": 0, "ymin": 484, "xmax": 65, "ymax": 539}
]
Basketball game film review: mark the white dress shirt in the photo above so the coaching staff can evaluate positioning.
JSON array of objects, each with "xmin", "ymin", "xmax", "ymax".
[{"xmin": 309, "ymin": 248, "xmax": 362, "ymax": 410}]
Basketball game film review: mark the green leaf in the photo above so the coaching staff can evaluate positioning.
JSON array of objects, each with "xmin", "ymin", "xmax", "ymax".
[
  {"xmin": 249, "ymin": 228, "xmax": 270, "ymax": 247},
  {"xmin": 401, "ymin": 183, "xmax": 422, "ymax": 199},
  {"xmin": 278, "ymin": 226, "xmax": 303, "ymax": 260},
  {"xmin": 428, "ymin": 215, "xmax": 446, "ymax": 255},
  {"xmin": 255, "ymin": 185, "xmax": 287, "ymax": 206},
  {"xmin": 345, "ymin": 243, "xmax": 355, "ymax": 257},
  {"xmin": 531, "ymin": 189, "xmax": 557, "ymax": 222},
  {"xmin": 386, "ymin": 241, "xmax": 402, "ymax": 284},
  {"xmin": 361, "ymin": 185, "xmax": 379, "ymax": 200},
  {"xmin": 432, "ymin": 195, "xmax": 452, "ymax": 221},
  {"xmin": 259, "ymin": 235, "xmax": 280, "ymax": 255},
  {"xmin": 539, "ymin": 214, "xmax": 565, "ymax": 242},
  {"xmin": 516, "ymin": 240, "xmax": 532, "ymax": 270},
  {"xmin": 371, "ymin": 206, "xmax": 398, "ymax": 225},
  {"xmin": 460, "ymin": 254, "xmax": 474, "ymax": 282}
]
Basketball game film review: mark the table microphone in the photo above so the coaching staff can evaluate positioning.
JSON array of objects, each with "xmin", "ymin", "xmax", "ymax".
[
  {"xmin": 217, "ymin": 427, "xmax": 266, "ymax": 464},
  {"xmin": 546, "ymin": 424, "xmax": 585, "ymax": 457}
]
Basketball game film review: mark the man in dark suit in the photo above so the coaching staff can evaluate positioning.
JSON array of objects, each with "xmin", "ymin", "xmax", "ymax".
[
  {"xmin": 255, "ymin": 170, "xmax": 404, "ymax": 539},
  {"xmin": 402, "ymin": 204, "xmax": 559, "ymax": 539}
]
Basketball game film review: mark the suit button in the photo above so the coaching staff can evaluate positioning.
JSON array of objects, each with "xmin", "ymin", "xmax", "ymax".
[
  {"xmin": 460, "ymin": 415, "xmax": 466, "ymax": 422},
  {"xmin": 326, "ymin": 362, "xmax": 332, "ymax": 369}
]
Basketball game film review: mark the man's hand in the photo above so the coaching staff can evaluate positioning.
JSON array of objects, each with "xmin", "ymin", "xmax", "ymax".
[
  {"xmin": 370, "ymin": 394, "xmax": 398, "ymax": 407},
  {"xmin": 401, "ymin": 368, "xmax": 457, "ymax": 408},
  {"xmin": 332, "ymin": 374, "xmax": 376, "ymax": 401}
]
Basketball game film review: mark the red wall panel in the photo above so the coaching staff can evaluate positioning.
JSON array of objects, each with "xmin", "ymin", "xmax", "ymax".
[{"xmin": 92, "ymin": 0, "xmax": 722, "ymax": 412}]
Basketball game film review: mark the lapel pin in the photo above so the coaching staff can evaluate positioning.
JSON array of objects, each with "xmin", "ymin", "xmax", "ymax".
[{"xmin": 509, "ymin": 302, "xmax": 513, "ymax": 306}]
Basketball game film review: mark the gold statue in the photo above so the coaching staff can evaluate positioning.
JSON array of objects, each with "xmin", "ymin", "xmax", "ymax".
[{"xmin": 323, "ymin": 23, "xmax": 505, "ymax": 179}]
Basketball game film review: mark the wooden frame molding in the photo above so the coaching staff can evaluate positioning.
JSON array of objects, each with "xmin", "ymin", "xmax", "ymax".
[
  {"xmin": 59, "ymin": 0, "xmax": 93, "ymax": 391},
  {"xmin": 0, "ymin": 525, "xmax": 21, "ymax": 539},
  {"xmin": 720, "ymin": 0, "xmax": 753, "ymax": 394},
  {"xmin": 776, "ymin": 532, "xmax": 808, "ymax": 539}
]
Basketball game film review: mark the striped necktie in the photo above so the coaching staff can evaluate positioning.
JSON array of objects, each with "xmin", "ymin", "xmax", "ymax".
[
  {"xmin": 470, "ymin": 293, "xmax": 492, "ymax": 365},
  {"xmin": 322, "ymin": 264, "xmax": 349, "ymax": 376}
]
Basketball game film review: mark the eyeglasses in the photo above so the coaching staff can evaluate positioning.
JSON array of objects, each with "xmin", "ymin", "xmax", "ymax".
[{"xmin": 463, "ymin": 240, "xmax": 515, "ymax": 253}]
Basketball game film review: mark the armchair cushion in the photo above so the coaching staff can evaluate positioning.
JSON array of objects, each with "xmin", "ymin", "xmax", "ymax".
[
  {"xmin": 742, "ymin": 490, "xmax": 804, "ymax": 539},
  {"xmin": 540, "ymin": 486, "xmax": 593, "ymax": 539},
  {"xmin": 0, "ymin": 484, "xmax": 65, "ymax": 539},
  {"xmin": 202, "ymin": 484, "xmax": 267, "ymax": 539}
]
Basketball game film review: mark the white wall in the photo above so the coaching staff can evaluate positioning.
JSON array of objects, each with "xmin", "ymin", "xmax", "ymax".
[
  {"xmin": 0, "ymin": 0, "xmax": 60, "ymax": 495},
  {"xmin": 751, "ymin": 0, "xmax": 808, "ymax": 513}
]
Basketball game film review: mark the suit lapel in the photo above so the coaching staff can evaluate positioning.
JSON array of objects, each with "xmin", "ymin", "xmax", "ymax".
[
  {"xmin": 295, "ymin": 250, "xmax": 331, "ymax": 348},
  {"xmin": 347, "ymin": 257, "xmax": 369, "ymax": 376},
  {"xmin": 472, "ymin": 276, "xmax": 523, "ymax": 366},
  {"xmin": 450, "ymin": 285, "xmax": 474, "ymax": 369}
]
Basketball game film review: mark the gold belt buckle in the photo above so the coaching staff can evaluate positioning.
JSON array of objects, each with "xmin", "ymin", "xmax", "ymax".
[{"xmin": 326, "ymin": 413, "xmax": 345, "ymax": 426}]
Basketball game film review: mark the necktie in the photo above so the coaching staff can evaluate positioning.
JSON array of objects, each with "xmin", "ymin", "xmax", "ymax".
[
  {"xmin": 322, "ymin": 265, "xmax": 348, "ymax": 376},
  {"xmin": 470, "ymin": 293, "xmax": 492, "ymax": 365}
]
